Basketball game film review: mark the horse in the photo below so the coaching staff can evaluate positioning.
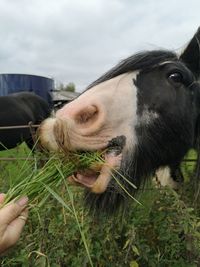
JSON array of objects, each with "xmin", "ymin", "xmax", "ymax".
[
  {"xmin": 0, "ymin": 92, "xmax": 51, "ymax": 151},
  {"xmin": 39, "ymin": 27, "xmax": 200, "ymax": 213}
]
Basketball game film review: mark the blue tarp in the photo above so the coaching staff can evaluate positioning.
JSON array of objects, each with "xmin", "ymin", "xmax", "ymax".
[{"xmin": 0, "ymin": 74, "xmax": 54, "ymax": 105}]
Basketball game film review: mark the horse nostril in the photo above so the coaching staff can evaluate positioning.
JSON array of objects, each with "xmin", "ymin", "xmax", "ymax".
[{"xmin": 75, "ymin": 105, "xmax": 98, "ymax": 125}]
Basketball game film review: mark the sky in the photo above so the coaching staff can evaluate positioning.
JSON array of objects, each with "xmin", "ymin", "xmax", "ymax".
[{"xmin": 0, "ymin": 0, "xmax": 199, "ymax": 92}]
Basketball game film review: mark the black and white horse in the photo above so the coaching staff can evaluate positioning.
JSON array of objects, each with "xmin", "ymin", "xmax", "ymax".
[
  {"xmin": 0, "ymin": 92, "xmax": 51, "ymax": 150},
  {"xmin": 39, "ymin": 28, "xmax": 200, "ymax": 212}
]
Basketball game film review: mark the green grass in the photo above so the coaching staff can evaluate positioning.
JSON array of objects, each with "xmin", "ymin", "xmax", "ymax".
[
  {"xmin": 181, "ymin": 149, "xmax": 197, "ymax": 182},
  {"xmin": 0, "ymin": 144, "xmax": 200, "ymax": 266},
  {"xmin": 2, "ymin": 149, "xmax": 103, "ymax": 207}
]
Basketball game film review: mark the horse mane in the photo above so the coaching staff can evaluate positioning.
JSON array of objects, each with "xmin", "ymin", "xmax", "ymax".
[{"xmin": 87, "ymin": 50, "xmax": 177, "ymax": 89}]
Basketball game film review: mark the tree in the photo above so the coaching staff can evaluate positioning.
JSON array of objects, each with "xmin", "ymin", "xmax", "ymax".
[
  {"xmin": 56, "ymin": 82, "xmax": 76, "ymax": 92},
  {"xmin": 64, "ymin": 82, "xmax": 76, "ymax": 92}
]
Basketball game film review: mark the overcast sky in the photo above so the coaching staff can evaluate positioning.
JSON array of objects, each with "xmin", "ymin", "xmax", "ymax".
[{"xmin": 0, "ymin": 0, "xmax": 199, "ymax": 92}]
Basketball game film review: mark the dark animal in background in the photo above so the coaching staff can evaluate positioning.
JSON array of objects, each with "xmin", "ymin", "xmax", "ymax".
[
  {"xmin": 0, "ymin": 92, "xmax": 51, "ymax": 150},
  {"xmin": 39, "ymin": 28, "xmax": 200, "ymax": 213}
]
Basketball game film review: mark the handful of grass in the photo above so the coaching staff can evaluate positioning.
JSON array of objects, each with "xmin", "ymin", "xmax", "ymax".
[{"xmin": 2, "ymin": 151, "xmax": 104, "ymax": 207}]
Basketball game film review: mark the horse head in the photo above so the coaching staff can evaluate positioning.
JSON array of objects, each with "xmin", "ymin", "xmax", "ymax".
[{"xmin": 39, "ymin": 28, "xmax": 200, "ymax": 212}]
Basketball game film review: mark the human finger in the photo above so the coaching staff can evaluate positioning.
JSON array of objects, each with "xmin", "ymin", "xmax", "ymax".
[
  {"xmin": 8, "ymin": 208, "xmax": 28, "ymax": 240},
  {"xmin": 0, "ymin": 196, "xmax": 28, "ymax": 225},
  {"xmin": 0, "ymin": 208, "xmax": 28, "ymax": 254},
  {"xmin": 0, "ymin": 193, "xmax": 5, "ymax": 204}
]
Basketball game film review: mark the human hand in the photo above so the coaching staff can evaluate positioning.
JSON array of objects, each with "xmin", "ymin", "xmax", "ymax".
[{"xmin": 0, "ymin": 193, "xmax": 28, "ymax": 254}]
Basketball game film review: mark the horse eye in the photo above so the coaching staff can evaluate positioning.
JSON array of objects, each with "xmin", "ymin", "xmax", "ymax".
[{"xmin": 168, "ymin": 72, "xmax": 183, "ymax": 84}]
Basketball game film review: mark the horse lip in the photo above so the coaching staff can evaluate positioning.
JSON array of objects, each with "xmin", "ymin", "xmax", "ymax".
[
  {"xmin": 68, "ymin": 150, "xmax": 123, "ymax": 193},
  {"xmin": 66, "ymin": 136, "xmax": 126, "ymax": 192},
  {"xmin": 70, "ymin": 173, "xmax": 97, "ymax": 188}
]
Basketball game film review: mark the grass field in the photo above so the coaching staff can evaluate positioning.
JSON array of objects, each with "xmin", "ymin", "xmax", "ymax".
[{"xmin": 0, "ymin": 144, "xmax": 200, "ymax": 267}]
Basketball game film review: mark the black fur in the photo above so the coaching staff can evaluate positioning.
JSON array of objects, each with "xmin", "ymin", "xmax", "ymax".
[
  {"xmin": 0, "ymin": 92, "xmax": 51, "ymax": 150},
  {"xmin": 84, "ymin": 28, "xmax": 200, "ymax": 213}
]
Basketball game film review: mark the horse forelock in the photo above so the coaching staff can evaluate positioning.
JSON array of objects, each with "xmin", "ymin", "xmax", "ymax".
[{"xmin": 87, "ymin": 50, "xmax": 177, "ymax": 90}]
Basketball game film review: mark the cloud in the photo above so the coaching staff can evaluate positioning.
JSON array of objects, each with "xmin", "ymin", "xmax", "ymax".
[{"xmin": 0, "ymin": 0, "xmax": 199, "ymax": 91}]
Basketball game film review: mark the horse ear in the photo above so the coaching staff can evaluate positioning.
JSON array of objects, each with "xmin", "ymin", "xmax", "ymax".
[{"xmin": 180, "ymin": 27, "xmax": 200, "ymax": 78}]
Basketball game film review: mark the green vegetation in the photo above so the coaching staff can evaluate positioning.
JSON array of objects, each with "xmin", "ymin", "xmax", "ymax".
[
  {"xmin": 2, "ymin": 150, "xmax": 103, "ymax": 207},
  {"xmin": 57, "ymin": 82, "xmax": 76, "ymax": 92},
  {"xmin": 0, "ymin": 144, "xmax": 200, "ymax": 266}
]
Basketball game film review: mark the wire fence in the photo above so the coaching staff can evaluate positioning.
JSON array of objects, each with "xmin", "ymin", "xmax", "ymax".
[
  {"xmin": 0, "ymin": 122, "xmax": 40, "ymax": 153},
  {"xmin": 0, "ymin": 124, "xmax": 40, "ymax": 130},
  {"xmin": 0, "ymin": 123, "xmax": 198, "ymax": 165},
  {"xmin": 0, "ymin": 123, "xmax": 198, "ymax": 192}
]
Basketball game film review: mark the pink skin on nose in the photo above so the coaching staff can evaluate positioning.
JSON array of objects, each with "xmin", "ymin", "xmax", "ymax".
[
  {"xmin": 56, "ymin": 88, "xmax": 95, "ymax": 117},
  {"xmin": 56, "ymin": 102, "xmax": 97, "ymax": 123},
  {"xmin": 55, "ymin": 96, "xmax": 106, "ymax": 137},
  {"xmin": 56, "ymin": 101, "xmax": 78, "ymax": 119}
]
